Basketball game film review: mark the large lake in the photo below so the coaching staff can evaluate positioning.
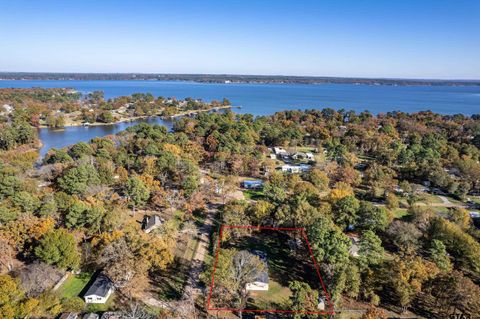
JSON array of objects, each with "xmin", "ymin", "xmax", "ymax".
[{"xmin": 1, "ymin": 80, "xmax": 479, "ymax": 155}]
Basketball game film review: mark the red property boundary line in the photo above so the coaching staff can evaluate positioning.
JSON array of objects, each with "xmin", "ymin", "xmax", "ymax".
[{"xmin": 206, "ymin": 225, "xmax": 335, "ymax": 315}]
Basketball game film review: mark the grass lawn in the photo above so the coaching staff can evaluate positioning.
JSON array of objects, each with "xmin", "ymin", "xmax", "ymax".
[
  {"xmin": 469, "ymin": 196, "xmax": 480, "ymax": 205},
  {"xmin": 57, "ymin": 272, "xmax": 117, "ymax": 311},
  {"xmin": 243, "ymin": 189, "xmax": 264, "ymax": 200},
  {"xmin": 419, "ymin": 194, "xmax": 443, "ymax": 204},
  {"xmin": 292, "ymin": 147, "xmax": 316, "ymax": 152},
  {"xmin": 56, "ymin": 272, "xmax": 92, "ymax": 299},
  {"xmin": 161, "ymin": 210, "xmax": 185, "ymax": 234},
  {"xmin": 171, "ymin": 210, "xmax": 185, "ymax": 229},
  {"xmin": 248, "ymin": 280, "xmax": 292, "ymax": 309},
  {"xmin": 85, "ymin": 294, "xmax": 117, "ymax": 312},
  {"xmin": 182, "ymin": 232, "xmax": 201, "ymax": 262},
  {"xmin": 443, "ymin": 196, "xmax": 464, "ymax": 206},
  {"xmin": 433, "ymin": 206, "xmax": 451, "ymax": 216},
  {"xmin": 392, "ymin": 208, "xmax": 410, "ymax": 219},
  {"xmin": 358, "ymin": 155, "xmax": 375, "ymax": 160},
  {"xmin": 155, "ymin": 258, "xmax": 190, "ymax": 300}
]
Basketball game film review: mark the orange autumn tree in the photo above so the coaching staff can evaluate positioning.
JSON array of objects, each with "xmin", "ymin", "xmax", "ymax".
[
  {"xmin": 361, "ymin": 307, "xmax": 387, "ymax": 319},
  {"xmin": 1, "ymin": 215, "xmax": 54, "ymax": 250}
]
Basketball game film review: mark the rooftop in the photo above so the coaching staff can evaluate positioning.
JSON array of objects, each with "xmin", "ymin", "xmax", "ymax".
[
  {"xmin": 84, "ymin": 273, "xmax": 114, "ymax": 298},
  {"xmin": 143, "ymin": 215, "xmax": 163, "ymax": 232}
]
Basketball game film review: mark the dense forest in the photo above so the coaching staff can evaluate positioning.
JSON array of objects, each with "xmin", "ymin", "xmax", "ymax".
[{"xmin": 1, "ymin": 92, "xmax": 480, "ymax": 318}]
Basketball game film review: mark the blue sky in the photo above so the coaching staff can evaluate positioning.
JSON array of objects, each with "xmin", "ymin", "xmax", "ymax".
[{"xmin": 0, "ymin": 0, "xmax": 479, "ymax": 79}]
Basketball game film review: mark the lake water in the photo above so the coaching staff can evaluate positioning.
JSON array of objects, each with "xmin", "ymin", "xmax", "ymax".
[
  {"xmin": 1, "ymin": 80, "xmax": 479, "ymax": 155},
  {"xmin": 37, "ymin": 117, "xmax": 174, "ymax": 156}
]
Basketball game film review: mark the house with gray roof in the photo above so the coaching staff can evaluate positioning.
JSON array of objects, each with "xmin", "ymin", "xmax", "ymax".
[
  {"xmin": 100, "ymin": 313, "xmax": 122, "ymax": 319},
  {"xmin": 242, "ymin": 179, "xmax": 264, "ymax": 190},
  {"xmin": 83, "ymin": 273, "xmax": 114, "ymax": 304},
  {"xmin": 142, "ymin": 215, "xmax": 163, "ymax": 233},
  {"xmin": 59, "ymin": 313, "xmax": 78, "ymax": 319}
]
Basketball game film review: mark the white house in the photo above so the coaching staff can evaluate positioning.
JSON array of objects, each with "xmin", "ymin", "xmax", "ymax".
[
  {"xmin": 292, "ymin": 152, "xmax": 315, "ymax": 161},
  {"xmin": 245, "ymin": 251, "xmax": 269, "ymax": 292},
  {"xmin": 246, "ymin": 277, "xmax": 269, "ymax": 291},
  {"xmin": 281, "ymin": 165, "xmax": 300, "ymax": 173},
  {"xmin": 273, "ymin": 147, "xmax": 288, "ymax": 155},
  {"xmin": 317, "ymin": 297, "xmax": 326, "ymax": 310},
  {"xmin": 83, "ymin": 274, "xmax": 114, "ymax": 304},
  {"xmin": 1, "ymin": 104, "xmax": 13, "ymax": 114},
  {"xmin": 281, "ymin": 164, "xmax": 311, "ymax": 174},
  {"xmin": 142, "ymin": 215, "xmax": 164, "ymax": 233},
  {"xmin": 470, "ymin": 211, "xmax": 480, "ymax": 219}
]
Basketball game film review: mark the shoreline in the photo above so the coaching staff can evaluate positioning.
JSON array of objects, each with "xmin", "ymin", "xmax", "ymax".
[
  {"xmin": 37, "ymin": 105, "xmax": 235, "ymax": 129},
  {"xmin": 168, "ymin": 105, "xmax": 234, "ymax": 119},
  {"xmin": 1, "ymin": 74, "xmax": 479, "ymax": 87}
]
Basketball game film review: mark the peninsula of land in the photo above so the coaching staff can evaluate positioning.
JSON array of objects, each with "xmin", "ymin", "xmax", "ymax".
[{"xmin": 0, "ymin": 88, "xmax": 233, "ymax": 128}]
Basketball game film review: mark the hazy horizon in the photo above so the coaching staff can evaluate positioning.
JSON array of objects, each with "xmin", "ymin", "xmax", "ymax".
[
  {"xmin": 1, "ymin": 0, "xmax": 479, "ymax": 79},
  {"xmin": 1, "ymin": 71, "xmax": 479, "ymax": 82}
]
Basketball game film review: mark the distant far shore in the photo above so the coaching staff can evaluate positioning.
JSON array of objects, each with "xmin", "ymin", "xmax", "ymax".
[{"xmin": 1, "ymin": 72, "xmax": 479, "ymax": 87}]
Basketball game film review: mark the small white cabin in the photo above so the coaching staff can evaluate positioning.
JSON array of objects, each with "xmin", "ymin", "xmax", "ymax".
[
  {"xmin": 318, "ymin": 297, "xmax": 326, "ymax": 310},
  {"xmin": 305, "ymin": 152, "xmax": 315, "ymax": 160},
  {"xmin": 273, "ymin": 147, "xmax": 288, "ymax": 155},
  {"xmin": 246, "ymin": 280, "xmax": 269, "ymax": 291},
  {"xmin": 84, "ymin": 274, "xmax": 114, "ymax": 304}
]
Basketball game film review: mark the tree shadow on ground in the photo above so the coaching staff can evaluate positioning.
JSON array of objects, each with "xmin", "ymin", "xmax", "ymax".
[
  {"xmin": 224, "ymin": 229, "xmax": 322, "ymax": 291},
  {"xmin": 150, "ymin": 257, "xmax": 189, "ymax": 300}
]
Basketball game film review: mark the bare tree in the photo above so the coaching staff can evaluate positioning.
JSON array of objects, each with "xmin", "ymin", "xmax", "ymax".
[
  {"xmin": 165, "ymin": 189, "xmax": 184, "ymax": 214},
  {"xmin": 157, "ymin": 172, "xmax": 168, "ymax": 187},
  {"xmin": 15, "ymin": 262, "xmax": 63, "ymax": 297},
  {"xmin": 97, "ymin": 238, "xmax": 136, "ymax": 288},
  {"xmin": 172, "ymin": 295, "xmax": 198, "ymax": 319},
  {"xmin": 0, "ymin": 237, "xmax": 15, "ymax": 274},
  {"xmin": 216, "ymin": 175, "xmax": 238, "ymax": 205},
  {"xmin": 122, "ymin": 301, "xmax": 154, "ymax": 319},
  {"xmin": 231, "ymin": 250, "xmax": 266, "ymax": 318}
]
